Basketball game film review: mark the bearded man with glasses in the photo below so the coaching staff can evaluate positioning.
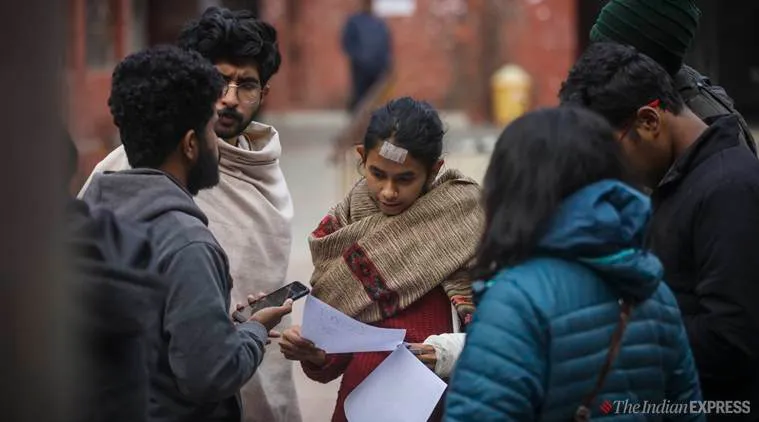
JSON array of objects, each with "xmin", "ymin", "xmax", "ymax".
[{"xmin": 78, "ymin": 7, "xmax": 300, "ymax": 422}]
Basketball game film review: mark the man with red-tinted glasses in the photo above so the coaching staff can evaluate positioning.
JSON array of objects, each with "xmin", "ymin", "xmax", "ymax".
[{"xmin": 560, "ymin": 42, "xmax": 759, "ymax": 421}]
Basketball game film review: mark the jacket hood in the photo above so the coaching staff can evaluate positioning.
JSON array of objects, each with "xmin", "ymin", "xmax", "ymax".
[
  {"xmin": 81, "ymin": 169, "xmax": 207, "ymax": 226},
  {"xmin": 537, "ymin": 179, "xmax": 662, "ymax": 301}
]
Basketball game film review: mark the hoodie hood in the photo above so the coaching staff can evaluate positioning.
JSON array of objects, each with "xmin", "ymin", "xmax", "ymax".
[
  {"xmin": 537, "ymin": 179, "xmax": 662, "ymax": 301},
  {"xmin": 81, "ymin": 169, "xmax": 208, "ymax": 226}
]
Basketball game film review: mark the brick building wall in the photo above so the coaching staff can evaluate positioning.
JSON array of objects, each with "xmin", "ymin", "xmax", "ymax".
[
  {"xmin": 66, "ymin": 0, "xmax": 580, "ymax": 189},
  {"xmin": 68, "ymin": 0, "xmax": 579, "ymax": 140},
  {"xmin": 261, "ymin": 0, "xmax": 578, "ymax": 122}
]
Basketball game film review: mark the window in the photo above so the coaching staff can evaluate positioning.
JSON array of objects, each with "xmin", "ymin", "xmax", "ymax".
[
  {"xmin": 130, "ymin": 0, "xmax": 148, "ymax": 53},
  {"xmin": 86, "ymin": 0, "xmax": 116, "ymax": 68},
  {"xmin": 222, "ymin": 0, "xmax": 260, "ymax": 16}
]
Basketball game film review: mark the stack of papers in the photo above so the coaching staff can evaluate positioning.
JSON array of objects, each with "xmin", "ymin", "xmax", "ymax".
[{"xmin": 301, "ymin": 295, "xmax": 448, "ymax": 422}]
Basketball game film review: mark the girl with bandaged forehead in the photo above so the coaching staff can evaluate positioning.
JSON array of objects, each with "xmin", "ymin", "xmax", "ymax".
[{"xmin": 278, "ymin": 97, "xmax": 482, "ymax": 422}]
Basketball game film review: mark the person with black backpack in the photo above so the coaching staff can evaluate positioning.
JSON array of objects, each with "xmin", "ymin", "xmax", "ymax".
[{"xmin": 589, "ymin": 0, "xmax": 757, "ymax": 156}]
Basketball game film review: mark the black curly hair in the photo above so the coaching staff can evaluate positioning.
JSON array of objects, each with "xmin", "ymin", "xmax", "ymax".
[
  {"xmin": 558, "ymin": 42, "xmax": 685, "ymax": 129},
  {"xmin": 109, "ymin": 45, "xmax": 224, "ymax": 168},
  {"xmin": 178, "ymin": 7, "xmax": 282, "ymax": 85},
  {"xmin": 363, "ymin": 97, "xmax": 446, "ymax": 170}
]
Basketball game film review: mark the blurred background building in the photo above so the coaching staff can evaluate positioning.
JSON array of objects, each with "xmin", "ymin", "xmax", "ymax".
[{"xmin": 66, "ymin": 0, "xmax": 759, "ymax": 182}]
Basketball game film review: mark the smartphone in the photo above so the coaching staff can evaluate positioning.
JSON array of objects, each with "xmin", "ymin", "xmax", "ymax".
[{"xmin": 232, "ymin": 281, "xmax": 310, "ymax": 323}]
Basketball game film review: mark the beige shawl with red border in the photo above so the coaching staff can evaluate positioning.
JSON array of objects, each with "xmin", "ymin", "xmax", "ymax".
[{"xmin": 309, "ymin": 169, "xmax": 483, "ymax": 325}]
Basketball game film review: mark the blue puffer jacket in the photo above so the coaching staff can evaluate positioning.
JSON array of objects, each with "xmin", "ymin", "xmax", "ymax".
[{"xmin": 444, "ymin": 180, "xmax": 703, "ymax": 422}]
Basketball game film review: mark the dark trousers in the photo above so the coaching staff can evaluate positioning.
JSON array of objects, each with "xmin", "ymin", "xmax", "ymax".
[{"xmin": 349, "ymin": 63, "xmax": 383, "ymax": 113}]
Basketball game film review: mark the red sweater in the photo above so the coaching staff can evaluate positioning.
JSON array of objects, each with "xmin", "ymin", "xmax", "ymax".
[{"xmin": 302, "ymin": 287, "xmax": 453, "ymax": 422}]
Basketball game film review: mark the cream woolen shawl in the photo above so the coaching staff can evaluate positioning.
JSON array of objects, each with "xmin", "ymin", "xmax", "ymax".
[{"xmin": 77, "ymin": 122, "xmax": 301, "ymax": 422}]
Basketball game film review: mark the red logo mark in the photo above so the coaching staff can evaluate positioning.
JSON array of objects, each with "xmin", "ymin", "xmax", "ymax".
[{"xmin": 600, "ymin": 400, "xmax": 613, "ymax": 414}]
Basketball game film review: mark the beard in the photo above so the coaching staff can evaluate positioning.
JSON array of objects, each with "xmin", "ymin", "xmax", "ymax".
[
  {"xmin": 215, "ymin": 107, "xmax": 257, "ymax": 140},
  {"xmin": 186, "ymin": 135, "xmax": 220, "ymax": 196}
]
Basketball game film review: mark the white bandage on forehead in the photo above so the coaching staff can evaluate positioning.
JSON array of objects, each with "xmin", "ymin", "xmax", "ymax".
[{"xmin": 378, "ymin": 141, "xmax": 408, "ymax": 164}]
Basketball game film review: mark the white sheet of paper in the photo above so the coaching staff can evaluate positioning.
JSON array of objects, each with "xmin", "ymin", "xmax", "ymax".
[
  {"xmin": 344, "ymin": 345, "xmax": 447, "ymax": 422},
  {"xmin": 301, "ymin": 295, "xmax": 406, "ymax": 353}
]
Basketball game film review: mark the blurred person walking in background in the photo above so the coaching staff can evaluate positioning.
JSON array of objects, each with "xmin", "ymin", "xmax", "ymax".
[
  {"xmin": 445, "ymin": 107, "xmax": 702, "ymax": 422},
  {"xmin": 78, "ymin": 8, "xmax": 300, "ymax": 422},
  {"xmin": 342, "ymin": 0, "xmax": 393, "ymax": 112}
]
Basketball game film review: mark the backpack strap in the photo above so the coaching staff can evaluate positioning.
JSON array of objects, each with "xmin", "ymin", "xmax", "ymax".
[
  {"xmin": 573, "ymin": 300, "xmax": 633, "ymax": 421},
  {"xmin": 677, "ymin": 66, "xmax": 758, "ymax": 155}
]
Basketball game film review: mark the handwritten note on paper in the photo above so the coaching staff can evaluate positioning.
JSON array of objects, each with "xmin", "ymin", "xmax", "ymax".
[
  {"xmin": 344, "ymin": 345, "xmax": 448, "ymax": 422},
  {"xmin": 301, "ymin": 295, "xmax": 406, "ymax": 354}
]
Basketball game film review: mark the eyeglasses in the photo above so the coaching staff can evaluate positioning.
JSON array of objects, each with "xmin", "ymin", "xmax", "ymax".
[{"xmin": 222, "ymin": 81, "xmax": 262, "ymax": 104}]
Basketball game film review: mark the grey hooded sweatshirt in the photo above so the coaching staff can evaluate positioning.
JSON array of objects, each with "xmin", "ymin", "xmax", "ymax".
[{"xmin": 82, "ymin": 168, "xmax": 268, "ymax": 422}]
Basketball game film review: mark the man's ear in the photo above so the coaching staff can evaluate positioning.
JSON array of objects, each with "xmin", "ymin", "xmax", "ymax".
[
  {"xmin": 260, "ymin": 84, "xmax": 270, "ymax": 105},
  {"xmin": 180, "ymin": 129, "xmax": 199, "ymax": 163},
  {"xmin": 635, "ymin": 106, "xmax": 662, "ymax": 138},
  {"xmin": 355, "ymin": 145, "xmax": 366, "ymax": 162}
]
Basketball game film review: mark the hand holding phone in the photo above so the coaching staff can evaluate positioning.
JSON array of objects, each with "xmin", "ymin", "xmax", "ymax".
[
  {"xmin": 232, "ymin": 281, "xmax": 310, "ymax": 325},
  {"xmin": 249, "ymin": 298, "xmax": 293, "ymax": 331}
]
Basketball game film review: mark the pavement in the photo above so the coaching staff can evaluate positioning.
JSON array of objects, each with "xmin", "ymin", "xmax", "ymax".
[
  {"xmin": 272, "ymin": 117, "xmax": 500, "ymax": 420},
  {"xmin": 277, "ymin": 123, "xmax": 342, "ymax": 421}
]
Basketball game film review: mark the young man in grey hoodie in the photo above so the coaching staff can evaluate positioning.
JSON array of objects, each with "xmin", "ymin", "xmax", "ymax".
[
  {"xmin": 78, "ymin": 11, "xmax": 300, "ymax": 420},
  {"xmin": 81, "ymin": 45, "xmax": 292, "ymax": 422}
]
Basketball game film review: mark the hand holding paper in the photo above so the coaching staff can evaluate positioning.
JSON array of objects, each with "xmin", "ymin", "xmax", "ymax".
[
  {"xmin": 279, "ymin": 325, "xmax": 327, "ymax": 366},
  {"xmin": 301, "ymin": 295, "xmax": 406, "ymax": 353},
  {"xmin": 298, "ymin": 295, "xmax": 448, "ymax": 422}
]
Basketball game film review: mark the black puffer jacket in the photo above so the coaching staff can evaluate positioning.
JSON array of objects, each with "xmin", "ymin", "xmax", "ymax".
[{"xmin": 648, "ymin": 116, "xmax": 759, "ymax": 422}]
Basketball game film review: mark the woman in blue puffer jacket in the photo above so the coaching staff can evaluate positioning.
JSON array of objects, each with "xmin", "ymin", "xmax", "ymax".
[{"xmin": 444, "ymin": 107, "xmax": 703, "ymax": 422}]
